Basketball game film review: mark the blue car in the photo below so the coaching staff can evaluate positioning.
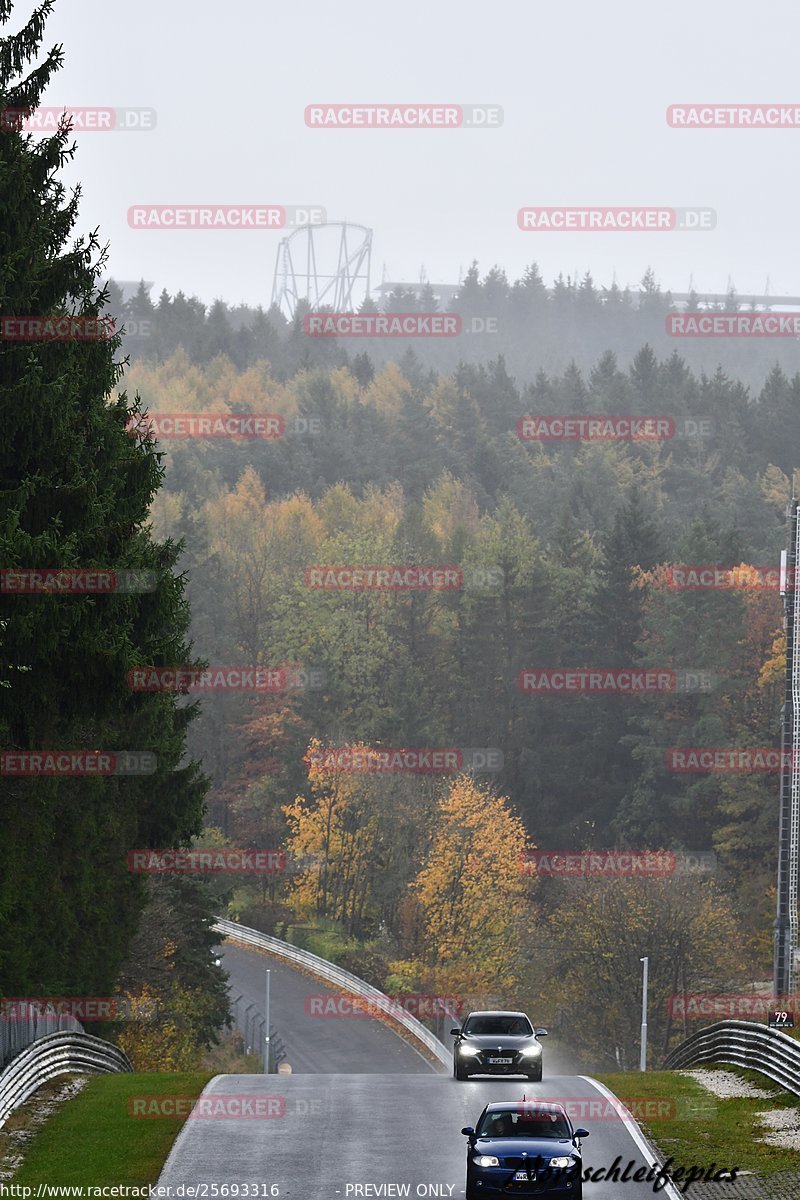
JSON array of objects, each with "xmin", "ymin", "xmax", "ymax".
[{"xmin": 461, "ymin": 1100, "xmax": 588, "ymax": 1198}]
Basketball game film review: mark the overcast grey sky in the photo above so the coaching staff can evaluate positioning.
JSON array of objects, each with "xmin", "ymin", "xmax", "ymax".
[{"xmin": 28, "ymin": 0, "xmax": 800, "ymax": 307}]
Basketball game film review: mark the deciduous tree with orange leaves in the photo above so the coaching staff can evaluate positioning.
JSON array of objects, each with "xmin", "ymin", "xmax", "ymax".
[
  {"xmin": 283, "ymin": 740, "xmax": 439, "ymax": 938},
  {"xmin": 409, "ymin": 776, "xmax": 534, "ymax": 996}
]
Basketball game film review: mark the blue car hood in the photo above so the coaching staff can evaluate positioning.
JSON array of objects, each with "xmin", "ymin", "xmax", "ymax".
[{"xmin": 473, "ymin": 1137, "xmax": 578, "ymax": 1158}]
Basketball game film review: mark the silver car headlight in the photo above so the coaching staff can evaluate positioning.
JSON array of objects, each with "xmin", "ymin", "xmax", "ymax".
[
  {"xmin": 473, "ymin": 1155, "xmax": 500, "ymax": 1167},
  {"xmin": 459, "ymin": 1043, "xmax": 480, "ymax": 1055},
  {"xmin": 521, "ymin": 1043, "xmax": 542, "ymax": 1056},
  {"xmin": 548, "ymin": 1156, "xmax": 572, "ymax": 1169}
]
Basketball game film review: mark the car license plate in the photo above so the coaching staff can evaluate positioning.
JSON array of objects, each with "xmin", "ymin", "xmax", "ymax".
[
  {"xmin": 489, "ymin": 1056, "xmax": 512, "ymax": 1064},
  {"xmin": 514, "ymin": 1171, "xmax": 528, "ymax": 1181}
]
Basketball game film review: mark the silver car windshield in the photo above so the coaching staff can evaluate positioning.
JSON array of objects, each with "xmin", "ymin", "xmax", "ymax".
[{"xmin": 463, "ymin": 1016, "xmax": 533, "ymax": 1036}]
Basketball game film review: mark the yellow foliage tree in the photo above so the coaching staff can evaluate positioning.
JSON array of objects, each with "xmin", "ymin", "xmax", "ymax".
[
  {"xmin": 204, "ymin": 471, "xmax": 323, "ymax": 663},
  {"xmin": 363, "ymin": 362, "xmax": 413, "ymax": 425},
  {"xmin": 410, "ymin": 776, "xmax": 533, "ymax": 995},
  {"xmin": 760, "ymin": 631, "xmax": 785, "ymax": 688},
  {"xmin": 283, "ymin": 740, "xmax": 384, "ymax": 936},
  {"xmin": 114, "ymin": 984, "xmax": 201, "ymax": 1072}
]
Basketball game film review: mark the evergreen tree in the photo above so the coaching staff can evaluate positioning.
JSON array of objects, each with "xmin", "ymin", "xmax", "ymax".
[
  {"xmin": 0, "ymin": 0, "xmax": 207, "ymax": 994},
  {"xmin": 351, "ymin": 351, "xmax": 375, "ymax": 388},
  {"xmin": 200, "ymin": 298, "xmax": 235, "ymax": 364},
  {"xmin": 592, "ymin": 483, "xmax": 663, "ymax": 661},
  {"xmin": 123, "ymin": 280, "xmax": 155, "ymax": 359}
]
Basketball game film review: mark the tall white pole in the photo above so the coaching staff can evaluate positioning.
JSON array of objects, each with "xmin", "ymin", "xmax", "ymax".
[
  {"xmin": 264, "ymin": 969, "xmax": 271, "ymax": 1073},
  {"xmin": 639, "ymin": 956, "xmax": 649, "ymax": 1071}
]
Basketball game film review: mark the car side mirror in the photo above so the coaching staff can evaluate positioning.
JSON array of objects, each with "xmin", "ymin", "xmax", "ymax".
[
  {"xmin": 461, "ymin": 1126, "xmax": 475, "ymax": 1138},
  {"xmin": 450, "ymin": 1028, "xmax": 462, "ymax": 1037},
  {"xmin": 573, "ymin": 1128, "xmax": 589, "ymax": 1139},
  {"xmin": 535, "ymin": 1028, "xmax": 548, "ymax": 1037}
]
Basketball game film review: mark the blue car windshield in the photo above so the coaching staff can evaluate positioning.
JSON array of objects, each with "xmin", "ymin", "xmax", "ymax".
[{"xmin": 477, "ymin": 1109, "xmax": 571, "ymax": 1140}]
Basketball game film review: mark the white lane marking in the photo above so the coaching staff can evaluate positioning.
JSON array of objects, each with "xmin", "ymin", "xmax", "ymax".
[{"xmin": 579, "ymin": 1075, "xmax": 684, "ymax": 1199}]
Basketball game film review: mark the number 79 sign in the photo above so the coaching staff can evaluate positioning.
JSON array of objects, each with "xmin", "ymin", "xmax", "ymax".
[{"xmin": 769, "ymin": 1010, "xmax": 794, "ymax": 1028}]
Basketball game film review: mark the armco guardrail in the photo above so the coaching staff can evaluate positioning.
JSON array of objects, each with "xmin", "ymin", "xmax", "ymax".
[
  {"xmin": 0, "ymin": 1031, "xmax": 132, "ymax": 1128},
  {"xmin": 663, "ymin": 1018, "xmax": 800, "ymax": 1096},
  {"xmin": 214, "ymin": 917, "xmax": 451, "ymax": 1069}
]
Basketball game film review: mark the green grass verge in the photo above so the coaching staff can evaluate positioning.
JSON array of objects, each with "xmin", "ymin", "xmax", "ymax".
[
  {"xmin": 595, "ymin": 1067, "xmax": 800, "ymax": 1175},
  {"xmin": 13, "ymin": 1072, "xmax": 212, "ymax": 1186}
]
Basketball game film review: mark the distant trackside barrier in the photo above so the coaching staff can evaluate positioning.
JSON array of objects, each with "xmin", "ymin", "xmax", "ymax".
[{"xmin": 213, "ymin": 917, "xmax": 452, "ymax": 1070}]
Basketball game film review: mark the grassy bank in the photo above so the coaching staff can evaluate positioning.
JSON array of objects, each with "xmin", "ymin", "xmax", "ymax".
[
  {"xmin": 596, "ymin": 1067, "xmax": 800, "ymax": 1176},
  {"xmin": 12, "ymin": 1073, "xmax": 212, "ymax": 1185}
]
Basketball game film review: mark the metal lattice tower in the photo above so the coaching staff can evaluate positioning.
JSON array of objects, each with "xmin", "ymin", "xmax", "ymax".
[
  {"xmin": 271, "ymin": 222, "xmax": 372, "ymax": 319},
  {"xmin": 775, "ymin": 497, "xmax": 800, "ymax": 997}
]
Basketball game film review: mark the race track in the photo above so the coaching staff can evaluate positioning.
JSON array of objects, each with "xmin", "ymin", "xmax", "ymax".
[
  {"xmin": 218, "ymin": 939, "xmax": 436, "ymax": 1074},
  {"xmin": 158, "ymin": 1073, "xmax": 682, "ymax": 1199}
]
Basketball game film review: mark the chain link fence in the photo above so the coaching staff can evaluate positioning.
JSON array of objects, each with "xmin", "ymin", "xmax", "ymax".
[{"xmin": 0, "ymin": 1004, "xmax": 82, "ymax": 1071}]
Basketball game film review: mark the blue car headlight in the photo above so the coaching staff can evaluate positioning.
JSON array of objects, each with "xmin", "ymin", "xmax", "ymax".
[
  {"xmin": 548, "ymin": 1156, "xmax": 573, "ymax": 1169},
  {"xmin": 472, "ymin": 1155, "xmax": 500, "ymax": 1167}
]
